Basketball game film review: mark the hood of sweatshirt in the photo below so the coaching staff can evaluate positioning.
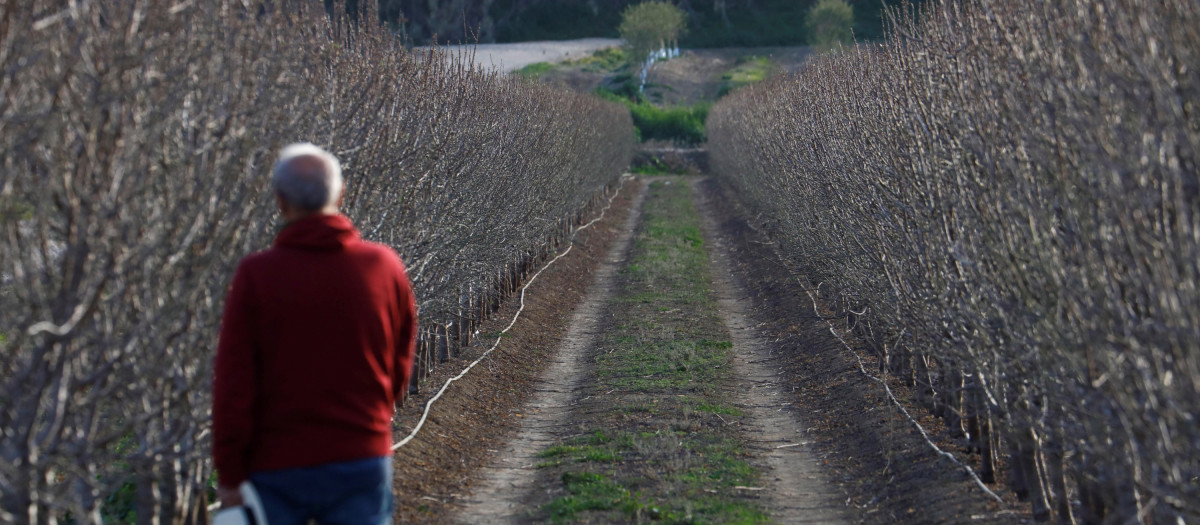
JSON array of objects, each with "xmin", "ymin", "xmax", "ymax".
[{"xmin": 274, "ymin": 214, "xmax": 360, "ymax": 251}]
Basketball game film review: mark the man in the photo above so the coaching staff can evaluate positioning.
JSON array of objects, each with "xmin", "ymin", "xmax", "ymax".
[{"xmin": 213, "ymin": 143, "xmax": 418, "ymax": 525}]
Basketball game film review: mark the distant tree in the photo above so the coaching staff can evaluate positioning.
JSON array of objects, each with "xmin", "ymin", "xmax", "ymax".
[
  {"xmin": 618, "ymin": 1, "xmax": 686, "ymax": 63},
  {"xmin": 805, "ymin": 0, "xmax": 853, "ymax": 52}
]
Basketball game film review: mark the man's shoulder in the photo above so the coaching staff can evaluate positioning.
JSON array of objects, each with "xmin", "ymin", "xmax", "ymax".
[
  {"xmin": 236, "ymin": 248, "xmax": 282, "ymax": 273},
  {"xmin": 236, "ymin": 241, "xmax": 407, "ymax": 277}
]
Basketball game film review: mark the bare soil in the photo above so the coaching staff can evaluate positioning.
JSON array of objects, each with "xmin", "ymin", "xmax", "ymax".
[
  {"xmin": 390, "ymin": 178, "xmax": 644, "ymax": 524},
  {"xmin": 450, "ymin": 181, "xmax": 648, "ymax": 523},
  {"xmin": 392, "ymin": 174, "xmax": 1032, "ymax": 524},
  {"xmin": 696, "ymin": 177, "xmax": 1030, "ymax": 524},
  {"xmin": 695, "ymin": 178, "xmax": 846, "ymax": 523}
]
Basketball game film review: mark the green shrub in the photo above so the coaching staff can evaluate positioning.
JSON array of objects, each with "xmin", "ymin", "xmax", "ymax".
[
  {"xmin": 629, "ymin": 102, "xmax": 708, "ymax": 145},
  {"xmin": 598, "ymin": 88, "xmax": 708, "ymax": 145},
  {"xmin": 805, "ymin": 0, "xmax": 854, "ymax": 52}
]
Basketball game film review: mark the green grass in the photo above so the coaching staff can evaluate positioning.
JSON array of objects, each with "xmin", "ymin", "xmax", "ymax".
[
  {"xmin": 535, "ymin": 179, "xmax": 767, "ymax": 524},
  {"xmin": 694, "ymin": 401, "xmax": 744, "ymax": 417},
  {"xmin": 514, "ymin": 61, "xmax": 557, "ymax": 79},
  {"xmin": 718, "ymin": 56, "xmax": 775, "ymax": 97},
  {"xmin": 540, "ymin": 430, "xmax": 766, "ymax": 523},
  {"xmin": 516, "ymin": 48, "xmax": 628, "ymax": 80},
  {"xmin": 542, "ymin": 471, "xmax": 639, "ymax": 523},
  {"xmin": 567, "ymin": 47, "xmax": 627, "ymax": 72},
  {"xmin": 595, "ymin": 337, "xmax": 731, "ymax": 392},
  {"xmin": 538, "ymin": 432, "xmax": 623, "ymax": 467}
]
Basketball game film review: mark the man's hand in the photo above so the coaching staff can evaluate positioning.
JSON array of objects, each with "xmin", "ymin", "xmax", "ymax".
[{"xmin": 218, "ymin": 485, "xmax": 244, "ymax": 509}]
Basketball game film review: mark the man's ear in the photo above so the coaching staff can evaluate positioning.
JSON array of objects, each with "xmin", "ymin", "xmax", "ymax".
[{"xmin": 335, "ymin": 189, "xmax": 345, "ymax": 210}]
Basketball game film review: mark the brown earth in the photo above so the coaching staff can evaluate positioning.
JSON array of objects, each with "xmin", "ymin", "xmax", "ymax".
[
  {"xmin": 390, "ymin": 177, "xmax": 644, "ymax": 523},
  {"xmin": 391, "ymin": 174, "xmax": 1031, "ymax": 524},
  {"xmin": 501, "ymin": 176, "xmax": 841, "ymax": 524},
  {"xmin": 696, "ymin": 176, "xmax": 1031, "ymax": 524},
  {"xmin": 451, "ymin": 177, "xmax": 648, "ymax": 523}
]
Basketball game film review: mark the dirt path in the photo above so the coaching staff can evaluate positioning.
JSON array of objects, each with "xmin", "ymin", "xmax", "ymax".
[
  {"xmin": 697, "ymin": 177, "xmax": 1026, "ymax": 524},
  {"xmin": 452, "ymin": 183, "xmax": 649, "ymax": 523},
  {"xmin": 391, "ymin": 180, "xmax": 643, "ymax": 524},
  {"xmin": 451, "ymin": 177, "xmax": 849, "ymax": 523},
  {"xmin": 694, "ymin": 179, "xmax": 847, "ymax": 523},
  {"xmin": 405, "ymin": 175, "xmax": 1024, "ymax": 523}
]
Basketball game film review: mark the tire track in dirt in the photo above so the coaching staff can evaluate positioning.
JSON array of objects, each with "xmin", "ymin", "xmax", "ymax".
[
  {"xmin": 452, "ymin": 183, "xmax": 649, "ymax": 523},
  {"xmin": 693, "ymin": 177, "xmax": 848, "ymax": 524}
]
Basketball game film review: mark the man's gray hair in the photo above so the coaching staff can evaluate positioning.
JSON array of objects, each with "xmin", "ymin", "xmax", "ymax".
[{"xmin": 271, "ymin": 143, "xmax": 344, "ymax": 212}]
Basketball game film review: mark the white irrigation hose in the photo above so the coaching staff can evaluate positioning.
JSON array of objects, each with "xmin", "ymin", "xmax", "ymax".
[
  {"xmin": 806, "ymin": 287, "xmax": 1012, "ymax": 503},
  {"xmin": 202, "ymin": 178, "xmax": 632, "ymax": 514},
  {"xmin": 392, "ymin": 175, "xmax": 632, "ymax": 451},
  {"xmin": 749, "ymin": 219, "xmax": 1005, "ymax": 503},
  {"xmin": 732, "ymin": 213, "xmax": 1002, "ymax": 503},
  {"xmin": 799, "ymin": 286, "xmax": 1004, "ymax": 503}
]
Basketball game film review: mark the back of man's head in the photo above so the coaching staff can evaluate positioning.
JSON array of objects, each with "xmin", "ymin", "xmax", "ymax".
[{"xmin": 271, "ymin": 143, "xmax": 344, "ymax": 212}]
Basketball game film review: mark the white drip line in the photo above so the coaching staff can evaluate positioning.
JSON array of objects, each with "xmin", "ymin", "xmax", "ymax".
[
  {"xmin": 203, "ymin": 177, "xmax": 631, "ymax": 512},
  {"xmin": 741, "ymin": 219, "xmax": 1004, "ymax": 504},
  {"xmin": 392, "ymin": 175, "xmax": 632, "ymax": 451},
  {"xmin": 800, "ymin": 286, "xmax": 1004, "ymax": 503}
]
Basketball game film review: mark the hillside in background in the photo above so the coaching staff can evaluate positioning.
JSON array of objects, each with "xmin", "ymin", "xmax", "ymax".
[{"xmin": 347, "ymin": 0, "xmax": 924, "ymax": 46}]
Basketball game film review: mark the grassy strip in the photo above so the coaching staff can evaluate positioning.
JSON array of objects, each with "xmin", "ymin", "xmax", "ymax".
[
  {"xmin": 534, "ymin": 179, "xmax": 766, "ymax": 524},
  {"xmin": 514, "ymin": 48, "xmax": 628, "ymax": 79},
  {"xmin": 514, "ymin": 61, "xmax": 557, "ymax": 79},
  {"xmin": 718, "ymin": 56, "xmax": 775, "ymax": 97}
]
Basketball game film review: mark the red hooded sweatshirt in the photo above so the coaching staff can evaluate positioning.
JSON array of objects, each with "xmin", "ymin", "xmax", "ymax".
[{"xmin": 212, "ymin": 214, "xmax": 417, "ymax": 487}]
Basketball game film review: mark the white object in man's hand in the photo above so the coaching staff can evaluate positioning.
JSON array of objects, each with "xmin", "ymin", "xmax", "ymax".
[{"xmin": 213, "ymin": 482, "xmax": 268, "ymax": 525}]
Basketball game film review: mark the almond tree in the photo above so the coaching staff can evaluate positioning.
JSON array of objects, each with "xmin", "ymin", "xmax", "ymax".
[{"xmin": 0, "ymin": 1, "xmax": 631, "ymax": 522}]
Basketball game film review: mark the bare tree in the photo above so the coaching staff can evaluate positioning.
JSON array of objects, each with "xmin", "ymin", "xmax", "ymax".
[
  {"xmin": 0, "ymin": 1, "xmax": 632, "ymax": 522},
  {"xmin": 709, "ymin": 0, "xmax": 1200, "ymax": 522}
]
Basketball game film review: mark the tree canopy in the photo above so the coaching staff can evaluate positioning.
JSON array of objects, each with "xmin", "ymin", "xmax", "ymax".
[
  {"xmin": 805, "ymin": 0, "xmax": 854, "ymax": 52},
  {"xmin": 617, "ymin": 2, "xmax": 686, "ymax": 60}
]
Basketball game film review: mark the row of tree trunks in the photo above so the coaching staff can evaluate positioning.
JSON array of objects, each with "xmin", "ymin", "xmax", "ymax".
[
  {"xmin": 837, "ymin": 304, "xmax": 1042, "ymax": 521},
  {"xmin": 405, "ymin": 182, "xmax": 618, "ymax": 397},
  {"xmin": 763, "ymin": 215, "xmax": 1115, "ymax": 525}
]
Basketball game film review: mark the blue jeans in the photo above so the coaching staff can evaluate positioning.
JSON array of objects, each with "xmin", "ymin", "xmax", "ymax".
[{"xmin": 249, "ymin": 456, "xmax": 393, "ymax": 525}]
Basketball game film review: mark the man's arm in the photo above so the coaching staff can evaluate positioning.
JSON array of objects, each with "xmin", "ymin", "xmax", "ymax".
[
  {"xmin": 392, "ymin": 264, "xmax": 418, "ymax": 405},
  {"xmin": 212, "ymin": 262, "xmax": 259, "ymax": 491}
]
